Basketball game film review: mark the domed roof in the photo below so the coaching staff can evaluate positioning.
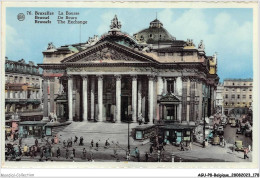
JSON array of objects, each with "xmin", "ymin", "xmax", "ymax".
[{"xmin": 133, "ymin": 18, "xmax": 175, "ymax": 44}]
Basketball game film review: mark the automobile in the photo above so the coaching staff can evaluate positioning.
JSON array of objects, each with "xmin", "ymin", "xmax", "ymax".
[
  {"xmin": 245, "ymin": 129, "xmax": 252, "ymax": 137},
  {"xmin": 236, "ymin": 128, "xmax": 242, "ymax": 134},
  {"xmin": 5, "ymin": 126, "xmax": 11, "ymax": 135},
  {"xmin": 231, "ymin": 120, "xmax": 236, "ymax": 127},
  {"xmin": 217, "ymin": 126, "xmax": 224, "ymax": 135},
  {"xmin": 234, "ymin": 140, "xmax": 244, "ymax": 151},
  {"xmin": 220, "ymin": 120, "xmax": 227, "ymax": 128},
  {"xmin": 229, "ymin": 117, "xmax": 235, "ymax": 124},
  {"xmin": 212, "ymin": 135, "xmax": 220, "ymax": 145}
]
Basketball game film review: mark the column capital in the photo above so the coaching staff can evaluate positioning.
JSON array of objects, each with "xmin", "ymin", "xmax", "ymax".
[
  {"xmin": 67, "ymin": 75, "xmax": 73, "ymax": 80},
  {"xmin": 182, "ymin": 76, "xmax": 189, "ymax": 82},
  {"xmin": 114, "ymin": 75, "xmax": 121, "ymax": 81},
  {"xmin": 131, "ymin": 75, "xmax": 137, "ymax": 81},
  {"xmin": 97, "ymin": 75, "xmax": 103, "ymax": 81},
  {"xmin": 42, "ymin": 76, "xmax": 50, "ymax": 80},
  {"xmin": 148, "ymin": 74, "xmax": 155, "ymax": 80},
  {"xmin": 82, "ymin": 75, "xmax": 88, "ymax": 80}
]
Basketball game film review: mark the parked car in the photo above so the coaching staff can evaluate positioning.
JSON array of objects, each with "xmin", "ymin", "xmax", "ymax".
[
  {"xmin": 234, "ymin": 140, "xmax": 244, "ymax": 151},
  {"xmin": 245, "ymin": 129, "xmax": 252, "ymax": 137},
  {"xmin": 212, "ymin": 135, "xmax": 220, "ymax": 145},
  {"xmin": 229, "ymin": 117, "xmax": 235, "ymax": 124},
  {"xmin": 236, "ymin": 128, "xmax": 242, "ymax": 134},
  {"xmin": 231, "ymin": 120, "xmax": 236, "ymax": 127},
  {"xmin": 217, "ymin": 126, "xmax": 224, "ymax": 135}
]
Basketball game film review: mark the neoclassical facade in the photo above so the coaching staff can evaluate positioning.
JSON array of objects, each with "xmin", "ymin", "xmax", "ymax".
[{"xmin": 38, "ymin": 15, "xmax": 219, "ymax": 126}]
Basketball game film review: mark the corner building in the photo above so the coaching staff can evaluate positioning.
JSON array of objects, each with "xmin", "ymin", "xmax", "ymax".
[{"xmin": 38, "ymin": 16, "xmax": 219, "ymax": 140}]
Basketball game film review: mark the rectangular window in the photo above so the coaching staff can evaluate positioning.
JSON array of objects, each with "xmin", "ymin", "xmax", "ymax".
[
  {"xmin": 231, "ymin": 94, "xmax": 235, "ymax": 99},
  {"xmin": 237, "ymin": 95, "xmax": 240, "ymax": 99},
  {"xmin": 225, "ymin": 94, "xmax": 228, "ymax": 99},
  {"xmin": 167, "ymin": 80, "xmax": 174, "ymax": 93},
  {"xmin": 249, "ymin": 95, "xmax": 252, "ymax": 99},
  {"xmin": 243, "ymin": 95, "xmax": 246, "ymax": 99},
  {"xmin": 158, "ymin": 52, "xmax": 165, "ymax": 56}
]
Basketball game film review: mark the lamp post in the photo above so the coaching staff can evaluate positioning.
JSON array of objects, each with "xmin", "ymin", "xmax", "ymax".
[
  {"xmin": 203, "ymin": 97, "xmax": 206, "ymax": 148},
  {"xmin": 127, "ymin": 115, "xmax": 130, "ymax": 153}
]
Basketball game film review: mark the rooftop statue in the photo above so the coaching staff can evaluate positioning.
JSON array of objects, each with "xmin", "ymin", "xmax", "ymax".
[
  {"xmin": 186, "ymin": 39, "xmax": 195, "ymax": 46},
  {"xmin": 47, "ymin": 42, "xmax": 56, "ymax": 50},
  {"xmin": 110, "ymin": 15, "xmax": 121, "ymax": 30},
  {"xmin": 198, "ymin": 40, "xmax": 205, "ymax": 50}
]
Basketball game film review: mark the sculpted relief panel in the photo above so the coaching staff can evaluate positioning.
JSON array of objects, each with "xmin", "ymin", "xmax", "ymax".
[{"xmin": 77, "ymin": 47, "xmax": 138, "ymax": 62}]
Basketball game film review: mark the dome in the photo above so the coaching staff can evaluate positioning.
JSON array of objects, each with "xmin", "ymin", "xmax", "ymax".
[{"xmin": 133, "ymin": 18, "xmax": 175, "ymax": 44}]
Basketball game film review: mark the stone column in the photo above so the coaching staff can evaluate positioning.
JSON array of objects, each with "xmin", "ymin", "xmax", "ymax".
[
  {"xmin": 97, "ymin": 75, "xmax": 103, "ymax": 122},
  {"xmin": 115, "ymin": 75, "xmax": 121, "ymax": 123},
  {"xmin": 153, "ymin": 77, "xmax": 158, "ymax": 122},
  {"xmin": 137, "ymin": 80, "xmax": 142, "ymax": 117},
  {"xmin": 163, "ymin": 78, "xmax": 167, "ymax": 94},
  {"xmin": 43, "ymin": 77, "xmax": 49, "ymax": 118},
  {"xmin": 68, "ymin": 75, "xmax": 73, "ymax": 121},
  {"xmin": 90, "ymin": 77, "xmax": 95, "ymax": 121},
  {"xmin": 148, "ymin": 75, "xmax": 154, "ymax": 124},
  {"xmin": 49, "ymin": 78, "xmax": 55, "ymax": 113},
  {"xmin": 132, "ymin": 75, "xmax": 137, "ymax": 122},
  {"xmin": 82, "ymin": 75, "xmax": 88, "ymax": 122},
  {"xmin": 186, "ymin": 78, "xmax": 190, "ymax": 122},
  {"xmin": 178, "ymin": 104, "xmax": 182, "ymax": 122},
  {"xmin": 198, "ymin": 81, "xmax": 203, "ymax": 121}
]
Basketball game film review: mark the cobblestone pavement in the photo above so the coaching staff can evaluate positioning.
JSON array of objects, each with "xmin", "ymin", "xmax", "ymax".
[{"xmin": 5, "ymin": 122, "xmax": 252, "ymax": 162}]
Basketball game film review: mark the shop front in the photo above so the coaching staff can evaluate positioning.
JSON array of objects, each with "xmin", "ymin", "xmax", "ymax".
[
  {"xmin": 18, "ymin": 121, "xmax": 47, "ymax": 138},
  {"xmin": 159, "ymin": 124, "xmax": 196, "ymax": 146}
]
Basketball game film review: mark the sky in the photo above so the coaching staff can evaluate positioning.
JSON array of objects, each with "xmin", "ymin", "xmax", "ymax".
[{"xmin": 5, "ymin": 8, "xmax": 253, "ymax": 82}]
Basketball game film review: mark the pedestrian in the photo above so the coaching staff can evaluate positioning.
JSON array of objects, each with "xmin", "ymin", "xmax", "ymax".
[
  {"xmin": 66, "ymin": 148, "xmax": 69, "ymax": 159},
  {"xmin": 244, "ymin": 148, "xmax": 249, "ymax": 159},
  {"xmin": 150, "ymin": 145, "xmax": 153, "ymax": 154},
  {"xmin": 181, "ymin": 142, "xmax": 185, "ymax": 151},
  {"xmin": 56, "ymin": 147, "xmax": 60, "ymax": 158},
  {"xmin": 51, "ymin": 137, "xmax": 54, "ymax": 144},
  {"xmin": 91, "ymin": 139, "xmax": 94, "ymax": 147},
  {"xmin": 63, "ymin": 140, "xmax": 66, "ymax": 148},
  {"xmin": 126, "ymin": 151, "xmax": 130, "ymax": 161},
  {"xmin": 96, "ymin": 142, "xmax": 99, "ymax": 151},
  {"xmin": 35, "ymin": 139, "xmax": 38, "ymax": 147},
  {"xmin": 19, "ymin": 138, "xmax": 22, "ymax": 146},
  {"xmin": 82, "ymin": 148, "xmax": 86, "ymax": 159},
  {"xmin": 74, "ymin": 136, "xmax": 78, "ymax": 144},
  {"xmin": 248, "ymin": 145, "xmax": 251, "ymax": 152},
  {"xmin": 145, "ymin": 152, "xmax": 149, "ymax": 162},
  {"xmin": 105, "ymin": 140, "xmax": 110, "ymax": 148},
  {"xmin": 73, "ymin": 148, "xmax": 76, "ymax": 158},
  {"xmin": 79, "ymin": 136, "xmax": 84, "ymax": 146},
  {"xmin": 189, "ymin": 142, "xmax": 192, "ymax": 151},
  {"xmin": 51, "ymin": 146, "xmax": 55, "ymax": 158},
  {"xmin": 23, "ymin": 144, "xmax": 28, "ymax": 156}
]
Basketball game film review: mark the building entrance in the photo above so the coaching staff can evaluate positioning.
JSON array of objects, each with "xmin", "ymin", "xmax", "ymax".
[{"xmin": 121, "ymin": 96, "xmax": 129, "ymax": 122}]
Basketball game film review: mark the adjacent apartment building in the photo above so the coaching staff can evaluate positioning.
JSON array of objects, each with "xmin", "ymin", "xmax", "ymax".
[{"xmin": 223, "ymin": 78, "xmax": 253, "ymax": 115}]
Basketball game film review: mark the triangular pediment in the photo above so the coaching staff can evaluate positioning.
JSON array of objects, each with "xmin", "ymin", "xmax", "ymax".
[
  {"xmin": 159, "ymin": 93, "xmax": 181, "ymax": 103},
  {"xmin": 61, "ymin": 41, "xmax": 158, "ymax": 64}
]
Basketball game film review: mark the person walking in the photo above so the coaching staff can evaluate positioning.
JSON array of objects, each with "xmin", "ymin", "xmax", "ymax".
[
  {"xmin": 56, "ymin": 147, "xmax": 60, "ymax": 158},
  {"xmin": 82, "ymin": 148, "xmax": 86, "ymax": 159},
  {"xmin": 74, "ymin": 136, "xmax": 78, "ymax": 144},
  {"xmin": 66, "ymin": 148, "xmax": 69, "ymax": 159},
  {"xmin": 244, "ymin": 148, "xmax": 249, "ymax": 159},
  {"xmin": 35, "ymin": 139, "xmax": 38, "ymax": 147},
  {"xmin": 96, "ymin": 142, "xmax": 99, "ymax": 151},
  {"xmin": 23, "ymin": 144, "xmax": 28, "ymax": 156},
  {"xmin": 145, "ymin": 152, "xmax": 149, "ymax": 162},
  {"xmin": 73, "ymin": 148, "xmax": 76, "ymax": 158},
  {"xmin": 180, "ymin": 142, "xmax": 185, "ymax": 151},
  {"xmin": 63, "ymin": 140, "xmax": 66, "ymax": 148},
  {"xmin": 91, "ymin": 139, "xmax": 94, "ymax": 148},
  {"xmin": 51, "ymin": 146, "xmax": 55, "ymax": 158},
  {"xmin": 51, "ymin": 137, "xmax": 54, "ymax": 144},
  {"xmin": 150, "ymin": 145, "xmax": 153, "ymax": 154},
  {"xmin": 79, "ymin": 136, "xmax": 84, "ymax": 146}
]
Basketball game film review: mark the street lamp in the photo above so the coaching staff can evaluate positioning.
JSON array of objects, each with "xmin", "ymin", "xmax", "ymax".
[
  {"xmin": 127, "ymin": 114, "xmax": 130, "ymax": 153},
  {"xmin": 203, "ymin": 97, "xmax": 206, "ymax": 148}
]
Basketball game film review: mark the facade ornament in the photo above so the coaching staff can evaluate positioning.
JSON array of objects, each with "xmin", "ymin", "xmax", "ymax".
[
  {"xmin": 182, "ymin": 76, "xmax": 189, "ymax": 82},
  {"xmin": 131, "ymin": 75, "xmax": 137, "ymax": 81},
  {"xmin": 82, "ymin": 75, "xmax": 88, "ymax": 80},
  {"xmin": 186, "ymin": 39, "xmax": 195, "ymax": 47},
  {"xmin": 198, "ymin": 40, "xmax": 205, "ymax": 51},
  {"xmin": 110, "ymin": 15, "xmax": 121, "ymax": 31},
  {"xmin": 47, "ymin": 42, "xmax": 56, "ymax": 50}
]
